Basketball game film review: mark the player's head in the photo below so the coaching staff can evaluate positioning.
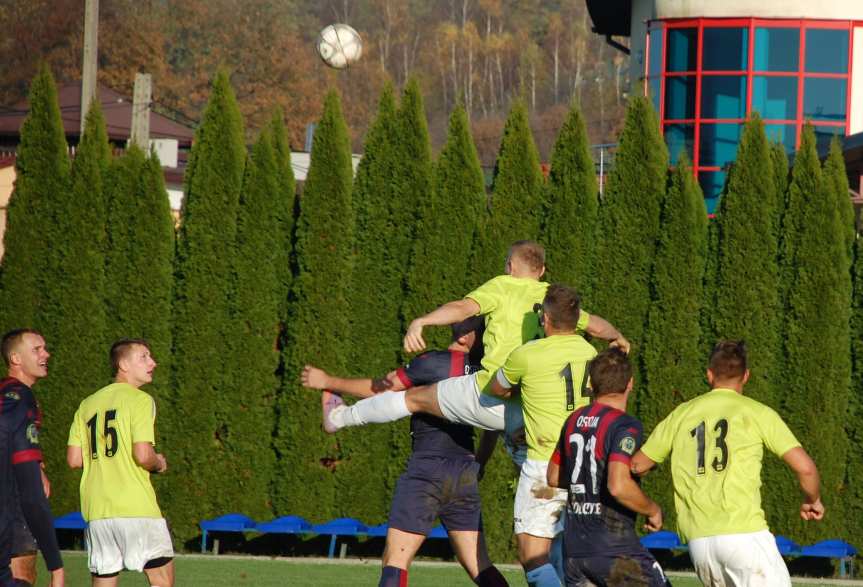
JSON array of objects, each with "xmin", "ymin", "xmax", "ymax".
[
  {"xmin": 451, "ymin": 315, "xmax": 485, "ymax": 364},
  {"xmin": 111, "ymin": 338, "xmax": 157, "ymax": 387},
  {"xmin": 707, "ymin": 340, "xmax": 750, "ymax": 389},
  {"xmin": 588, "ymin": 348, "xmax": 633, "ymax": 397},
  {"xmin": 505, "ymin": 240, "xmax": 545, "ymax": 278},
  {"xmin": 541, "ymin": 284, "xmax": 580, "ymax": 333},
  {"xmin": 1, "ymin": 328, "xmax": 49, "ymax": 385}
]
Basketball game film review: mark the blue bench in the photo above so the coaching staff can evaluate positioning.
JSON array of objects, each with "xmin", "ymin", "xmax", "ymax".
[
  {"xmin": 800, "ymin": 539, "xmax": 857, "ymax": 578},
  {"xmin": 199, "ymin": 513, "xmax": 257, "ymax": 554},
  {"xmin": 54, "ymin": 511, "xmax": 86, "ymax": 531}
]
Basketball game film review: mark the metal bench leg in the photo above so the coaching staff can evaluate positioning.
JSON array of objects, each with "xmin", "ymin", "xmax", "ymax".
[
  {"xmin": 201, "ymin": 530, "xmax": 207, "ymax": 553},
  {"xmin": 328, "ymin": 535, "xmax": 337, "ymax": 558}
]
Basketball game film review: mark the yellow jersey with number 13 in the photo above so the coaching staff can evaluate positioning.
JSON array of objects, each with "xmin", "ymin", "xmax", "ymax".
[
  {"xmin": 640, "ymin": 388, "xmax": 800, "ymax": 541},
  {"xmin": 68, "ymin": 382, "xmax": 162, "ymax": 521}
]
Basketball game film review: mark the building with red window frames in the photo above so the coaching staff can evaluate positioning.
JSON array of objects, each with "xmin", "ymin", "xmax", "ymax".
[{"xmin": 586, "ymin": 1, "xmax": 863, "ymax": 213}]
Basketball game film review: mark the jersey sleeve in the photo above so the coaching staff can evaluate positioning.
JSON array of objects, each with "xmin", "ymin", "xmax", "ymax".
[
  {"xmin": 640, "ymin": 410, "xmax": 677, "ymax": 464},
  {"xmin": 465, "ymin": 277, "xmax": 500, "ymax": 315},
  {"xmin": 130, "ymin": 393, "xmax": 156, "ymax": 445},
  {"xmin": 576, "ymin": 310, "xmax": 590, "ymax": 333},
  {"xmin": 759, "ymin": 406, "xmax": 801, "ymax": 458},
  {"xmin": 8, "ymin": 399, "xmax": 42, "ymax": 465},
  {"xmin": 608, "ymin": 419, "xmax": 642, "ymax": 466},
  {"xmin": 67, "ymin": 407, "xmax": 82, "ymax": 447},
  {"xmin": 498, "ymin": 345, "xmax": 528, "ymax": 388}
]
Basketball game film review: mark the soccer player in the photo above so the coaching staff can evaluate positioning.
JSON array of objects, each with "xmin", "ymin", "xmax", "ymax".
[
  {"xmin": 489, "ymin": 284, "xmax": 621, "ymax": 587},
  {"xmin": 547, "ymin": 348, "xmax": 669, "ymax": 587},
  {"xmin": 302, "ymin": 317, "xmax": 509, "ymax": 587},
  {"xmin": 1, "ymin": 328, "xmax": 53, "ymax": 586},
  {"xmin": 0, "ymin": 338, "xmax": 65, "ymax": 586},
  {"xmin": 321, "ymin": 241, "xmax": 628, "ymax": 464},
  {"xmin": 630, "ymin": 341, "xmax": 824, "ymax": 587},
  {"xmin": 67, "ymin": 339, "xmax": 174, "ymax": 587}
]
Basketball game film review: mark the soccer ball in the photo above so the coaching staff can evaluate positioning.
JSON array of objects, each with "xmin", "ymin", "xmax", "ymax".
[{"xmin": 316, "ymin": 24, "xmax": 363, "ymax": 69}]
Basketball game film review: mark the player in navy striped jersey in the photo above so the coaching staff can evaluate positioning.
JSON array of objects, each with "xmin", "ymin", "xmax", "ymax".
[
  {"xmin": 547, "ymin": 349, "xmax": 669, "ymax": 587},
  {"xmin": 301, "ymin": 317, "xmax": 508, "ymax": 587}
]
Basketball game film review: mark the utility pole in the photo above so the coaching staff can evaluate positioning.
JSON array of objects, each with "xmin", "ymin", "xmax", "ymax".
[
  {"xmin": 81, "ymin": 0, "xmax": 99, "ymax": 134},
  {"xmin": 131, "ymin": 73, "xmax": 152, "ymax": 150}
]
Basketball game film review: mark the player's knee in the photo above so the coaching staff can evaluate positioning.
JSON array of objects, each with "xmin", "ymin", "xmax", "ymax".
[{"xmin": 11, "ymin": 555, "xmax": 37, "ymax": 585}]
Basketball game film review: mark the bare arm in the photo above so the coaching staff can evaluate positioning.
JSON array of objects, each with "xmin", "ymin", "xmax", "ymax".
[
  {"xmin": 66, "ymin": 445, "xmax": 83, "ymax": 469},
  {"xmin": 607, "ymin": 461, "xmax": 663, "ymax": 531},
  {"xmin": 404, "ymin": 298, "xmax": 481, "ymax": 353},
  {"xmin": 488, "ymin": 371, "xmax": 513, "ymax": 399},
  {"xmin": 475, "ymin": 430, "xmax": 500, "ymax": 480},
  {"xmin": 585, "ymin": 314, "xmax": 630, "ymax": 354},
  {"xmin": 629, "ymin": 450, "xmax": 657, "ymax": 477},
  {"xmin": 782, "ymin": 446, "xmax": 824, "ymax": 521},
  {"xmin": 547, "ymin": 459, "xmax": 562, "ymax": 488},
  {"xmin": 133, "ymin": 442, "xmax": 167, "ymax": 474},
  {"xmin": 301, "ymin": 366, "xmax": 404, "ymax": 399}
]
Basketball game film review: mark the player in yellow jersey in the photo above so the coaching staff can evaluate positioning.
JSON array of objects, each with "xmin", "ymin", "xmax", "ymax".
[
  {"xmin": 489, "ymin": 284, "xmax": 607, "ymax": 587},
  {"xmin": 321, "ymin": 241, "xmax": 628, "ymax": 465},
  {"xmin": 67, "ymin": 339, "xmax": 174, "ymax": 587},
  {"xmin": 630, "ymin": 341, "xmax": 824, "ymax": 587}
]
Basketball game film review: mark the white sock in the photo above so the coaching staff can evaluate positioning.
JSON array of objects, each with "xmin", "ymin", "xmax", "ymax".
[{"xmin": 339, "ymin": 391, "xmax": 411, "ymax": 427}]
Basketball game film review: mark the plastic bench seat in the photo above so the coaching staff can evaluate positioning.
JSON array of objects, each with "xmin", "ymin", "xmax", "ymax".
[
  {"xmin": 640, "ymin": 530, "xmax": 683, "ymax": 551},
  {"xmin": 800, "ymin": 539, "xmax": 857, "ymax": 577},
  {"xmin": 365, "ymin": 523, "xmax": 389, "ymax": 538},
  {"xmin": 199, "ymin": 513, "xmax": 257, "ymax": 554},
  {"xmin": 256, "ymin": 515, "xmax": 312, "ymax": 534},
  {"xmin": 428, "ymin": 525, "xmax": 448, "ymax": 540},
  {"xmin": 312, "ymin": 518, "xmax": 369, "ymax": 558},
  {"xmin": 775, "ymin": 535, "xmax": 802, "ymax": 556}
]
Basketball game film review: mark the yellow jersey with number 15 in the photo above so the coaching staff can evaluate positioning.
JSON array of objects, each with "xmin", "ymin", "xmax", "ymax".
[
  {"xmin": 640, "ymin": 388, "xmax": 800, "ymax": 541},
  {"xmin": 498, "ymin": 334, "xmax": 597, "ymax": 461},
  {"xmin": 68, "ymin": 382, "xmax": 162, "ymax": 521}
]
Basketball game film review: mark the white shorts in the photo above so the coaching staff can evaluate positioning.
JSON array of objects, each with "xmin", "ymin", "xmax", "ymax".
[
  {"xmin": 86, "ymin": 517, "xmax": 174, "ymax": 575},
  {"xmin": 689, "ymin": 529, "xmax": 791, "ymax": 587},
  {"xmin": 436, "ymin": 373, "xmax": 527, "ymax": 465},
  {"xmin": 513, "ymin": 459, "xmax": 567, "ymax": 538}
]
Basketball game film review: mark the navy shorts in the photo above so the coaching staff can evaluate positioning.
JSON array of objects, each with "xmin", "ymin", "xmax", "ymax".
[
  {"xmin": 388, "ymin": 455, "xmax": 481, "ymax": 535},
  {"xmin": 565, "ymin": 549, "xmax": 671, "ymax": 587}
]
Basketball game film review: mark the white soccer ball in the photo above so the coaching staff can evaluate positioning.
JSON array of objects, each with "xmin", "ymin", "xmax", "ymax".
[{"xmin": 316, "ymin": 24, "xmax": 363, "ymax": 70}]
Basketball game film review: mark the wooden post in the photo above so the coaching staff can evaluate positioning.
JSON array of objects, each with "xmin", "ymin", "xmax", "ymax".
[
  {"xmin": 80, "ymin": 0, "xmax": 99, "ymax": 134},
  {"xmin": 131, "ymin": 73, "xmax": 152, "ymax": 150}
]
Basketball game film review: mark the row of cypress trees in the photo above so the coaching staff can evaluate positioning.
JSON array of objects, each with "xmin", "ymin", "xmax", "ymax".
[{"xmin": 2, "ymin": 65, "xmax": 861, "ymax": 558}]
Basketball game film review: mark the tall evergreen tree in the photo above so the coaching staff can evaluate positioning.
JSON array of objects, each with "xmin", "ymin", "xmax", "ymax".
[
  {"xmin": 780, "ymin": 125, "xmax": 850, "ymax": 541},
  {"xmin": 0, "ymin": 64, "xmax": 69, "ymax": 334},
  {"xmin": 592, "ymin": 95, "xmax": 667, "ymax": 391},
  {"xmin": 848, "ymin": 236, "xmax": 863, "ymax": 550},
  {"xmin": 268, "ymin": 107, "xmax": 297, "ymax": 324},
  {"xmin": 712, "ymin": 114, "xmax": 780, "ymax": 407},
  {"xmin": 104, "ymin": 146, "xmax": 174, "ymax": 421},
  {"xmin": 226, "ymin": 131, "xmax": 281, "ymax": 520},
  {"xmin": 473, "ymin": 100, "xmax": 544, "ymax": 279},
  {"xmin": 824, "ymin": 136, "xmax": 855, "ymax": 260},
  {"xmin": 402, "ymin": 105, "xmax": 486, "ymax": 350},
  {"xmin": 37, "ymin": 99, "xmax": 111, "ymax": 514},
  {"xmin": 165, "ymin": 70, "xmax": 246, "ymax": 542},
  {"xmin": 272, "ymin": 91, "xmax": 354, "ymax": 521},
  {"xmin": 771, "ymin": 141, "xmax": 789, "ymax": 227},
  {"xmin": 641, "ymin": 154, "xmax": 707, "ymax": 528},
  {"xmin": 543, "ymin": 101, "xmax": 598, "ymax": 296}
]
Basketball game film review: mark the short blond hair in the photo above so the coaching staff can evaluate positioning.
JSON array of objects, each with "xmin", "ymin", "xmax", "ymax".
[{"xmin": 508, "ymin": 240, "xmax": 545, "ymax": 271}]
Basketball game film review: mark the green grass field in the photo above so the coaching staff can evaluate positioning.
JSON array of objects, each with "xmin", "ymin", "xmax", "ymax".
[{"xmin": 35, "ymin": 552, "xmax": 858, "ymax": 586}]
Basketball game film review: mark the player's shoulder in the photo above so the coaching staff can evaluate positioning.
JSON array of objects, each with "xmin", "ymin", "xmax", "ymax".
[{"xmin": 0, "ymin": 389, "xmax": 27, "ymax": 417}]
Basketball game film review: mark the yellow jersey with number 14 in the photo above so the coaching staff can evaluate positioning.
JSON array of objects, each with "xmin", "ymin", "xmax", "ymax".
[
  {"xmin": 499, "ymin": 334, "xmax": 597, "ymax": 461},
  {"xmin": 68, "ymin": 382, "xmax": 162, "ymax": 521},
  {"xmin": 640, "ymin": 388, "xmax": 800, "ymax": 541}
]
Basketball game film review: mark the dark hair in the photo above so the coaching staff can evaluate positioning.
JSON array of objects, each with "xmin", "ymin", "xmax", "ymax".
[
  {"xmin": 451, "ymin": 316, "xmax": 486, "ymax": 365},
  {"xmin": 709, "ymin": 340, "xmax": 748, "ymax": 381},
  {"xmin": 110, "ymin": 338, "xmax": 151, "ymax": 374},
  {"xmin": 508, "ymin": 240, "xmax": 545, "ymax": 271},
  {"xmin": 542, "ymin": 284, "xmax": 581, "ymax": 331},
  {"xmin": 1, "ymin": 328, "xmax": 42, "ymax": 367},
  {"xmin": 588, "ymin": 348, "xmax": 632, "ymax": 396}
]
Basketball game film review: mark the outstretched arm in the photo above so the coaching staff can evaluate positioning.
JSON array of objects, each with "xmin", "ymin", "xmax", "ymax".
[
  {"xmin": 585, "ymin": 314, "xmax": 630, "ymax": 354},
  {"xmin": 608, "ymin": 461, "xmax": 663, "ymax": 531},
  {"xmin": 302, "ymin": 366, "xmax": 405, "ymax": 399},
  {"xmin": 405, "ymin": 298, "xmax": 481, "ymax": 353},
  {"xmin": 782, "ymin": 446, "xmax": 824, "ymax": 521}
]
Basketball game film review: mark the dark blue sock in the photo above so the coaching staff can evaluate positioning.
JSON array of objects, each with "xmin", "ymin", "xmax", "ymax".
[
  {"xmin": 379, "ymin": 565, "xmax": 408, "ymax": 587},
  {"xmin": 474, "ymin": 565, "xmax": 509, "ymax": 586},
  {"xmin": 525, "ymin": 562, "xmax": 560, "ymax": 587}
]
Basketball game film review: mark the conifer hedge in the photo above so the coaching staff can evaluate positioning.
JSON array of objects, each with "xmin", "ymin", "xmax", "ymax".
[
  {"xmin": 780, "ymin": 126, "xmax": 850, "ymax": 540},
  {"xmin": 848, "ymin": 237, "xmax": 863, "ymax": 550},
  {"xmin": 268, "ymin": 108, "xmax": 297, "ymax": 325},
  {"xmin": 543, "ymin": 102, "xmax": 598, "ymax": 296},
  {"xmin": 166, "ymin": 70, "xmax": 246, "ymax": 543},
  {"xmin": 272, "ymin": 91, "xmax": 354, "ymax": 521}
]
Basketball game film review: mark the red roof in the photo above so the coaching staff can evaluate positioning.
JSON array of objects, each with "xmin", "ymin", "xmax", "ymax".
[{"xmin": 0, "ymin": 81, "xmax": 194, "ymax": 147}]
